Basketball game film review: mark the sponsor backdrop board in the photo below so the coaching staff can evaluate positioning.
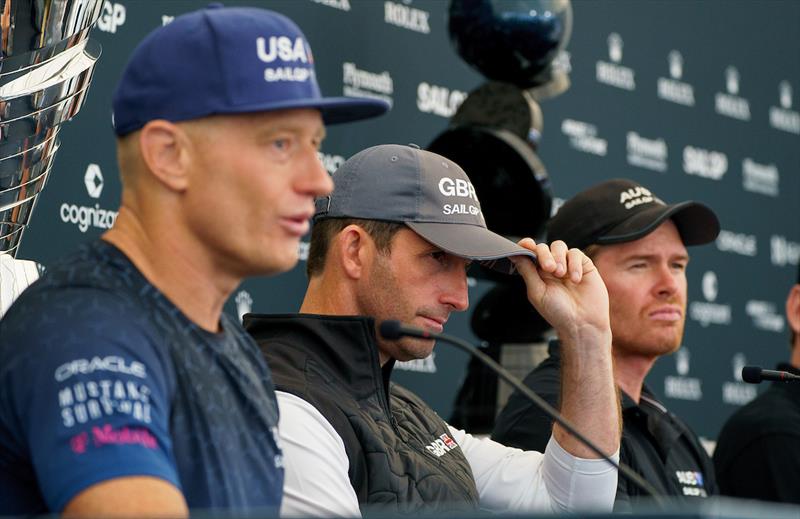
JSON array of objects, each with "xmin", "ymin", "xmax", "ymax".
[{"xmin": 15, "ymin": 0, "xmax": 800, "ymax": 442}]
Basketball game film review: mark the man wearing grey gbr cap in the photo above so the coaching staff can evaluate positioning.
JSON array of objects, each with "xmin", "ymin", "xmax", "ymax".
[
  {"xmin": 0, "ymin": 4, "xmax": 387, "ymax": 517},
  {"xmin": 493, "ymin": 178, "xmax": 721, "ymax": 510},
  {"xmin": 245, "ymin": 144, "xmax": 621, "ymax": 516}
]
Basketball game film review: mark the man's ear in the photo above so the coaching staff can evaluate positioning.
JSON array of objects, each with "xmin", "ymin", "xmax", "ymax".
[
  {"xmin": 787, "ymin": 284, "xmax": 800, "ymax": 335},
  {"xmin": 337, "ymin": 224, "xmax": 375, "ymax": 280},
  {"xmin": 138, "ymin": 120, "xmax": 191, "ymax": 192}
]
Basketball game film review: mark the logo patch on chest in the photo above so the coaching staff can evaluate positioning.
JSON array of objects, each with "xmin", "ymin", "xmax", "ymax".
[
  {"xmin": 675, "ymin": 470, "xmax": 708, "ymax": 497},
  {"xmin": 425, "ymin": 433, "xmax": 459, "ymax": 457}
]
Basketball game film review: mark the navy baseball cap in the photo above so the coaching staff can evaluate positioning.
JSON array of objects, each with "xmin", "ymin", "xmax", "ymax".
[
  {"xmin": 548, "ymin": 178, "xmax": 720, "ymax": 250},
  {"xmin": 112, "ymin": 4, "xmax": 389, "ymax": 136},
  {"xmin": 315, "ymin": 144, "xmax": 536, "ymax": 274}
]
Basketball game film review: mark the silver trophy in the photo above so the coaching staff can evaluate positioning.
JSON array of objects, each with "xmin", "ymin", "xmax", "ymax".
[{"xmin": 0, "ymin": 0, "xmax": 102, "ymax": 316}]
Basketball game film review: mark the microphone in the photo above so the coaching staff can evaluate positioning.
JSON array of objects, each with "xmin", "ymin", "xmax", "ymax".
[
  {"xmin": 379, "ymin": 319, "xmax": 665, "ymax": 505},
  {"xmin": 741, "ymin": 366, "xmax": 800, "ymax": 384}
]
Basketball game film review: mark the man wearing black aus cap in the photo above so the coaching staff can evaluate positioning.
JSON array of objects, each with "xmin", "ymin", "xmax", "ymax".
[
  {"xmin": 493, "ymin": 179, "xmax": 721, "ymax": 510},
  {"xmin": 0, "ymin": 5, "xmax": 387, "ymax": 516},
  {"xmin": 714, "ymin": 264, "xmax": 800, "ymax": 504},
  {"xmin": 246, "ymin": 144, "xmax": 621, "ymax": 516}
]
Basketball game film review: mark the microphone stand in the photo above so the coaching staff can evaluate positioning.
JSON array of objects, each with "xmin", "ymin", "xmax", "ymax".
[{"xmin": 381, "ymin": 320, "xmax": 665, "ymax": 507}]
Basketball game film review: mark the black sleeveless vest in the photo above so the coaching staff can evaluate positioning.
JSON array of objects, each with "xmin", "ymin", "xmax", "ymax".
[{"xmin": 244, "ymin": 313, "xmax": 480, "ymax": 514}]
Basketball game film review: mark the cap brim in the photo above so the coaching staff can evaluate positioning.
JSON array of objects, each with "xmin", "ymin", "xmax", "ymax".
[
  {"xmin": 406, "ymin": 222, "xmax": 536, "ymax": 275},
  {"xmin": 598, "ymin": 201, "xmax": 720, "ymax": 246},
  {"xmin": 225, "ymin": 96, "xmax": 390, "ymax": 125}
]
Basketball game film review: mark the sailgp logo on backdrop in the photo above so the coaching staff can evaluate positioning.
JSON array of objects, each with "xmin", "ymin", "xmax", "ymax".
[
  {"xmin": 596, "ymin": 33, "xmax": 635, "ymax": 90},
  {"xmin": 682, "ymin": 146, "xmax": 727, "ymax": 180},
  {"xmin": 256, "ymin": 36, "xmax": 313, "ymax": 83},
  {"xmin": 658, "ymin": 50, "xmax": 695, "ymax": 106},
  {"xmin": 60, "ymin": 164, "xmax": 118, "ymax": 233},
  {"xmin": 96, "ymin": 1, "xmax": 127, "ymax": 34},
  {"xmin": 417, "ymin": 82, "xmax": 467, "ymax": 118}
]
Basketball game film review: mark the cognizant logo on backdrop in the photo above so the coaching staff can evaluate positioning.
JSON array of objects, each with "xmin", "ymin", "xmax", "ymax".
[{"xmin": 59, "ymin": 164, "xmax": 118, "ymax": 233}]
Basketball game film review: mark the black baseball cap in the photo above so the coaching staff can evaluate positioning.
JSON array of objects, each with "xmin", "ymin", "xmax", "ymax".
[
  {"xmin": 547, "ymin": 178, "xmax": 720, "ymax": 250},
  {"xmin": 315, "ymin": 144, "xmax": 536, "ymax": 274}
]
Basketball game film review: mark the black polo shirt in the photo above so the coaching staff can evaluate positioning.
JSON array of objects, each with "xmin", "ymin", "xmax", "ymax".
[
  {"xmin": 492, "ymin": 340, "xmax": 717, "ymax": 511},
  {"xmin": 713, "ymin": 363, "xmax": 800, "ymax": 504}
]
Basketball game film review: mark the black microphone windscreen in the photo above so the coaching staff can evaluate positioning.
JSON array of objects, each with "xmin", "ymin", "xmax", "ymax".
[
  {"xmin": 741, "ymin": 366, "xmax": 762, "ymax": 384},
  {"xmin": 379, "ymin": 320, "xmax": 403, "ymax": 340}
]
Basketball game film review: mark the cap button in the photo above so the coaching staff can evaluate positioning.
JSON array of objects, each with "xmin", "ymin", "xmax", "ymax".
[
  {"xmin": 407, "ymin": 143, "xmax": 421, "ymax": 149},
  {"xmin": 207, "ymin": 2, "xmax": 225, "ymax": 9}
]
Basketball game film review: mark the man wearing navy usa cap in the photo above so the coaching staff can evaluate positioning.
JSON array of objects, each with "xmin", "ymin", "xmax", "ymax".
[
  {"xmin": 246, "ymin": 144, "xmax": 621, "ymax": 516},
  {"xmin": 493, "ymin": 178, "xmax": 721, "ymax": 510},
  {"xmin": 0, "ymin": 4, "xmax": 387, "ymax": 517}
]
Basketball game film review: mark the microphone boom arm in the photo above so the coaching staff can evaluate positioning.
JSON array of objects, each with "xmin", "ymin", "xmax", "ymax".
[{"xmin": 380, "ymin": 320, "xmax": 665, "ymax": 506}]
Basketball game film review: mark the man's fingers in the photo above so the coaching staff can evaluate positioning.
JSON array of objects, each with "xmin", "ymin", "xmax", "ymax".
[
  {"xmin": 566, "ymin": 248, "xmax": 585, "ymax": 284},
  {"xmin": 548, "ymin": 240, "xmax": 569, "ymax": 277}
]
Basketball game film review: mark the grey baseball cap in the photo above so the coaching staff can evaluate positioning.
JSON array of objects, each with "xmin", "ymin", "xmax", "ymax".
[{"xmin": 314, "ymin": 144, "xmax": 536, "ymax": 274}]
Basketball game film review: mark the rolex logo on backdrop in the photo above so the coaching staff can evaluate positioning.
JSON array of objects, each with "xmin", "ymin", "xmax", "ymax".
[
  {"xmin": 664, "ymin": 347, "xmax": 702, "ymax": 401},
  {"xmin": 384, "ymin": 0, "xmax": 431, "ymax": 34},
  {"xmin": 714, "ymin": 66, "xmax": 751, "ymax": 121},
  {"xmin": 657, "ymin": 50, "xmax": 695, "ymax": 106},
  {"xmin": 769, "ymin": 80, "xmax": 800, "ymax": 134},
  {"xmin": 722, "ymin": 353, "xmax": 757, "ymax": 405},
  {"xmin": 596, "ymin": 32, "xmax": 635, "ymax": 90}
]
